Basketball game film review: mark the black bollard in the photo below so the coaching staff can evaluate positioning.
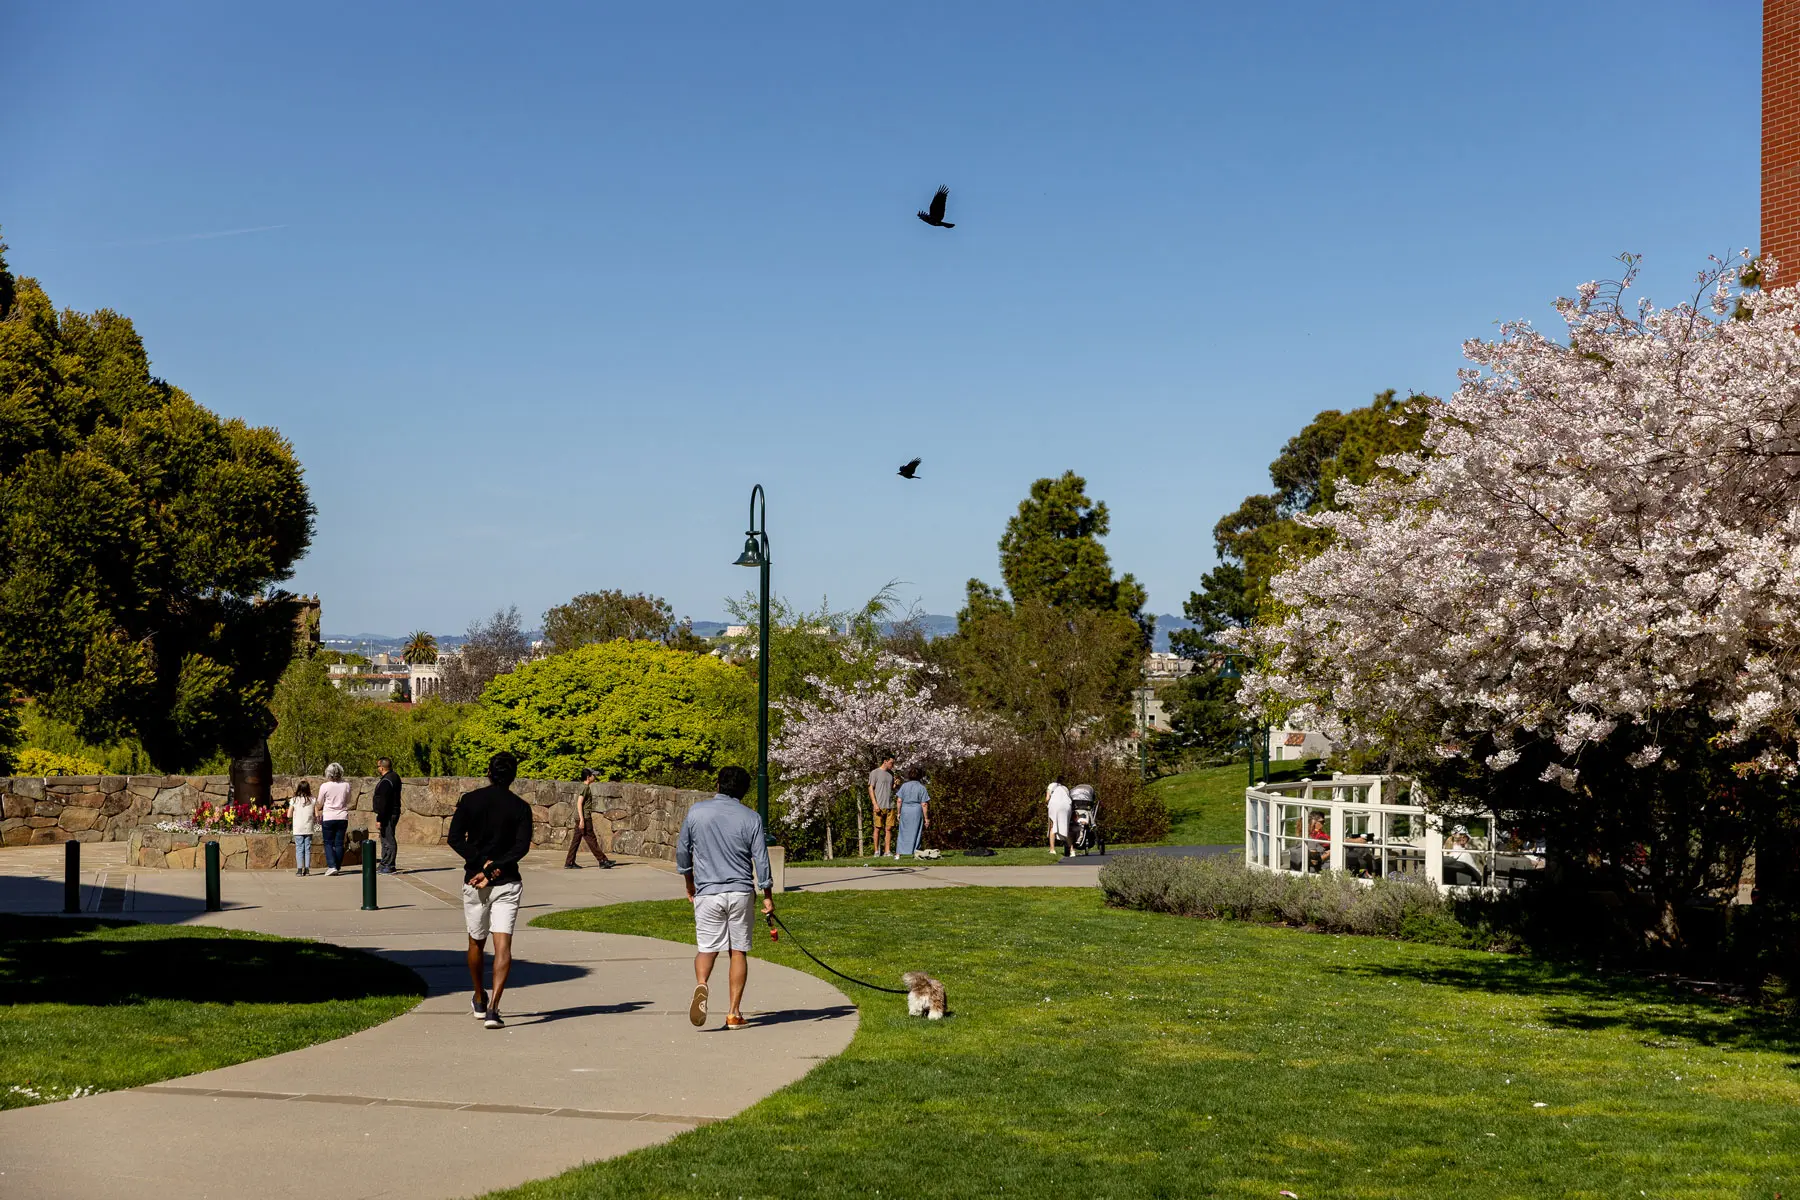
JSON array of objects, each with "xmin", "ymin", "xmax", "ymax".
[
  {"xmin": 204, "ymin": 840, "xmax": 221, "ymax": 911},
  {"xmin": 360, "ymin": 838, "xmax": 378, "ymax": 911},
  {"xmin": 63, "ymin": 839, "xmax": 80, "ymax": 914}
]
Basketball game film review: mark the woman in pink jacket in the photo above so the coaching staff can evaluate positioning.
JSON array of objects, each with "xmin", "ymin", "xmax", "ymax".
[{"xmin": 318, "ymin": 762, "xmax": 352, "ymax": 876}]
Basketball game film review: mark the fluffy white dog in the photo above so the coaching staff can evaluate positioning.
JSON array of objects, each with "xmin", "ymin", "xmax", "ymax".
[{"xmin": 903, "ymin": 971, "xmax": 947, "ymax": 1020}]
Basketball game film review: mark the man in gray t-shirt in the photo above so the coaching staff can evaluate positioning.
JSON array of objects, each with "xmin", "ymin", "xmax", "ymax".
[{"xmin": 868, "ymin": 756, "xmax": 897, "ymax": 858}]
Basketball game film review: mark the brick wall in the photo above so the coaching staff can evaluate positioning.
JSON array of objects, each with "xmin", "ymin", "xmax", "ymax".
[
  {"xmin": 1767, "ymin": 0, "xmax": 1800, "ymax": 280},
  {"xmin": 0, "ymin": 774, "xmax": 713, "ymax": 862}
]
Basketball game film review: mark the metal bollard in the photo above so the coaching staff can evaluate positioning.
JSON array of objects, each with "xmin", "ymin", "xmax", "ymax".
[
  {"xmin": 360, "ymin": 839, "xmax": 378, "ymax": 911},
  {"xmin": 204, "ymin": 841, "xmax": 221, "ymax": 911},
  {"xmin": 64, "ymin": 839, "xmax": 80, "ymax": 914}
]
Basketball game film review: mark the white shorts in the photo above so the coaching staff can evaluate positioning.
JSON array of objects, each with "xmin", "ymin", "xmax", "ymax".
[
  {"xmin": 693, "ymin": 891, "xmax": 754, "ymax": 953},
  {"xmin": 462, "ymin": 880, "xmax": 523, "ymax": 940}
]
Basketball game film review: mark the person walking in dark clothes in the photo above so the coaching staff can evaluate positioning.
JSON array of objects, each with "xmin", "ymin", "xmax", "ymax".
[
  {"xmin": 372, "ymin": 757, "xmax": 402, "ymax": 873},
  {"xmin": 563, "ymin": 767, "xmax": 616, "ymax": 869},
  {"xmin": 447, "ymin": 752, "xmax": 534, "ymax": 1029}
]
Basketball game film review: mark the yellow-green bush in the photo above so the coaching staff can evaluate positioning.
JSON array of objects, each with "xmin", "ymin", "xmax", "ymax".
[
  {"xmin": 13, "ymin": 748, "xmax": 107, "ymax": 777},
  {"xmin": 455, "ymin": 640, "xmax": 754, "ymax": 786}
]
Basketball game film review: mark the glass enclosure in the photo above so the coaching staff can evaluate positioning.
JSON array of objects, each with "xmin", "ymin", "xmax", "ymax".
[{"xmin": 1244, "ymin": 775, "xmax": 1543, "ymax": 892}]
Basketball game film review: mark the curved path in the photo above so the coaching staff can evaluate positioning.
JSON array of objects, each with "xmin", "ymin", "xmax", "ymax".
[{"xmin": 0, "ymin": 844, "xmax": 1099, "ymax": 1200}]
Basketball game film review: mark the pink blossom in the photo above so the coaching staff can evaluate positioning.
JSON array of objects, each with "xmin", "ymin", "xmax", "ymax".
[
  {"xmin": 770, "ymin": 652, "xmax": 990, "ymax": 826},
  {"xmin": 1239, "ymin": 253, "xmax": 1800, "ymax": 777}
]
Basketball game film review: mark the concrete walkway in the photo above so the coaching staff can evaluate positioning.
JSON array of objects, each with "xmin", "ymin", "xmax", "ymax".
[{"xmin": 0, "ymin": 844, "xmax": 1097, "ymax": 1199}]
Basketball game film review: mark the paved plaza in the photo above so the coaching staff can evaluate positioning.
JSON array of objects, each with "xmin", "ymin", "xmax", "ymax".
[{"xmin": 0, "ymin": 842, "xmax": 1097, "ymax": 1199}]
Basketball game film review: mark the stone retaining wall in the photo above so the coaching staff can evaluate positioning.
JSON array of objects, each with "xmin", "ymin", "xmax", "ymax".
[{"xmin": 0, "ymin": 774, "xmax": 713, "ymax": 861}]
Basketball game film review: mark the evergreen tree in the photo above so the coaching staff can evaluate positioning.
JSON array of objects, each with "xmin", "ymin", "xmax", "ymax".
[
  {"xmin": 0, "ymin": 233, "xmax": 314, "ymax": 770},
  {"xmin": 994, "ymin": 470, "xmax": 1148, "ymax": 628}
]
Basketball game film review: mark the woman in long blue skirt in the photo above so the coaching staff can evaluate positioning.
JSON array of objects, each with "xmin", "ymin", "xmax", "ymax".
[{"xmin": 895, "ymin": 766, "xmax": 931, "ymax": 857}]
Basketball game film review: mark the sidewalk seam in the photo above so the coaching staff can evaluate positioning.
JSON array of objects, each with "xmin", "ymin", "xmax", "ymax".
[{"xmin": 133, "ymin": 1084, "xmax": 706, "ymax": 1124}]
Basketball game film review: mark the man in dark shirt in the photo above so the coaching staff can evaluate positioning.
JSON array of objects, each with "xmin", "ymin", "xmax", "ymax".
[
  {"xmin": 372, "ymin": 757, "xmax": 402, "ymax": 874},
  {"xmin": 447, "ymin": 751, "xmax": 534, "ymax": 1029}
]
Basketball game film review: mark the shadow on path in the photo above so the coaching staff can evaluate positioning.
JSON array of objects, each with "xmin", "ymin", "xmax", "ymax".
[
  {"xmin": 2, "ymin": 916, "xmax": 424, "ymax": 1005},
  {"xmin": 511, "ymin": 1001, "xmax": 654, "ymax": 1026},
  {"xmin": 377, "ymin": 949, "xmax": 588, "ymax": 992},
  {"xmin": 731, "ymin": 1004, "xmax": 859, "ymax": 1028}
]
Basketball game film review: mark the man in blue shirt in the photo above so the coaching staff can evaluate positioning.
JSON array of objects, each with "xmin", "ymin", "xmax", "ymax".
[{"xmin": 675, "ymin": 765, "xmax": 773, "ymax": 1029}]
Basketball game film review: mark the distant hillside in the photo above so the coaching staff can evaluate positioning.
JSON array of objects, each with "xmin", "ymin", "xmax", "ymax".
[
  {"xmin": 1152, "ymin": 613, "xmax": 1194, "ymax": 653},
  {"xmin": 689, "ymin": 615, "xmax": 960, "ymax": 640}
]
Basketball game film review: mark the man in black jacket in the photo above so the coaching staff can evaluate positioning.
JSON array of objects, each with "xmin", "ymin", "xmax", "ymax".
[
  {"xmin": 372, "ymin": 757, "xmax": 402, "ymax": 874},
  {"xmin": 447, "ymin": 752, "xmax": 534, "ymax": 1029}
]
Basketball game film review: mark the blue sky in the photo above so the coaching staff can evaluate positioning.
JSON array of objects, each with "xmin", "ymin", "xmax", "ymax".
[{"xmin": 1, "ymin": 2, "xmax": 1758, "ymax": 635}]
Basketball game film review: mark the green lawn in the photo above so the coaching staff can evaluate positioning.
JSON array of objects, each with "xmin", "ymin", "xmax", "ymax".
[
  {"xmin": 516, "ymin": 889, "xmax": 1799, "ymax": 1200},
  {"xmin": 0, "ymin": 918, "xmax": 425, "ymax": 1108},
  {"xmin": 1151, "ymin": 760, "xmax": 1308, "ymax": 846},
  {"xmin": 801, "ymin": 846, "xmax": 1088, "ymax": 867}
]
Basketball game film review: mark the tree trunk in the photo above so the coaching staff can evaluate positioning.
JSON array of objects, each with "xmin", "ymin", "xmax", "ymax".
[
  {"xmin": 825, "ymin": 817, "xmax": 834, "ymax": 860},
  {"xmin": 857, "ymin": 803, "xmax": 865, "ymax": 858}
]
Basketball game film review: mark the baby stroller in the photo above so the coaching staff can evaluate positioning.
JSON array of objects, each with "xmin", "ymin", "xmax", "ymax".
[{"xmin": 1069, "ymin": 784, "xmax": 1104, "ymax": 856}]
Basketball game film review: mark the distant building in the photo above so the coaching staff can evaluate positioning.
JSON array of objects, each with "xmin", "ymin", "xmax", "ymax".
[
  {"xmin": 1145, "ymin": 652, "xmax": 1195, "ymax": 680},
  {"xmin": 337, "ymin": 672, "xmax": 410, "ymax": 702},
  {"xmin": 1131, "ymin": 686, "xmax": 1171, "ymax": 736},
  {"xmin": 409, "ymin": 660, "xmax": 441, "ymax": 700},
  {"xmin": 1267, "ymin": 722, "xmax": 1336, "ymax": 762}
]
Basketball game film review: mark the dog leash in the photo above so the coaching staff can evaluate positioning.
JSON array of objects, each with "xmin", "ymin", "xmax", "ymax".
[{"xmin": 766, "ymin": 912, "xmax": 909, "ymax": 994}]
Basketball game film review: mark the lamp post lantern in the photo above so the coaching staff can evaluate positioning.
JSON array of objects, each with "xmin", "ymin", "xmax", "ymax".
[{"xmin": 732, "ymin": 485, "xmax": 772, "ymax": 835}]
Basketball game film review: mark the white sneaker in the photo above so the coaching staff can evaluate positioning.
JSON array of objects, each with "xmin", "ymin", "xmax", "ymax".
[{"xmin": 325, "ymin": 868, "xmax": 340, "ymax": 876}]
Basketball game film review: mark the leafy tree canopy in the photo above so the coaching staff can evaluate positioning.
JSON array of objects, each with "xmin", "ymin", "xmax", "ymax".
[
  {"xmin": 1162, "ymin": 393, "xmax": 1431, "ymax": 762},
  {"xmin": 992, "ymin": 471, "xmax": 1148, "ymax": 626},
  {"xmin": 949, "ymin": 598, "xmax": 1142, "ymax": 748},
  {"xmin": 1212, "ymin": 390, "xmax": 1433, "ymax": 609},
  {"xmin": 0, "ymin": 235, "xmax": 314, "ymax": 770},
  {"xmin": 453, "ymin": 640, "xmax": 755, "ymax": 787},
  {"xmin": 945, "ymin": 474, "xmax": 1149, "ymax": 751},
  {"xmin": 543, "ymin": 590, "xmax": 679, "ymax": 653},
  {"xmin": 268, "ymin": 654, "xmax": 475, "ymax": 777}
]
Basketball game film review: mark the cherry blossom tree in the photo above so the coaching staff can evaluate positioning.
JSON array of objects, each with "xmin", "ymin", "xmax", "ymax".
[
  {"xmin": 1236, "ymin": 254, "xmax": 1800, "ymax": 922},
  {"xmin": 771, "ymin": 652, "xmax": 991, "ymax": 828}
]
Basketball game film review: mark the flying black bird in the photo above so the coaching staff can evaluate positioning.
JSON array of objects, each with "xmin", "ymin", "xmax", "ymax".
[
  {"xmin": 898, "ymin": 457, "xmax": 922, "ymax": 479},
  {"xmin": 917, "ymin": 186, "xmax": 955, "ymax": 228}
]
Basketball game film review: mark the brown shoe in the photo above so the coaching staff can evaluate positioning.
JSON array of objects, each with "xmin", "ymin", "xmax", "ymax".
[
  {"xmin": 725, "ymin": 1013, "xmax": 748, "ymax": 1029},
  {"xmin": 689, "ymin": 984, "xmax": 708, "ymax": 1027}
]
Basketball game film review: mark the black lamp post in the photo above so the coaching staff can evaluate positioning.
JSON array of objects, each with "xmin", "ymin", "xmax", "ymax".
[{"xmin": 733, "ymin": 485, "xmax": 772, "ymax": 834}]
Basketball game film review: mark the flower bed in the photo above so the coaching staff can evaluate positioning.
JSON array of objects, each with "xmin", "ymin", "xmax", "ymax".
[{"xmin": 184, "ymin": 799, "xmax": 287, "ymax": 834}]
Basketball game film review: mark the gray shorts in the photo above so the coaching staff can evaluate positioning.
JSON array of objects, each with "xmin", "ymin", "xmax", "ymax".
[{"xmin": 462, "ymin": 880, "xmax": 523, "ymax": 940}]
